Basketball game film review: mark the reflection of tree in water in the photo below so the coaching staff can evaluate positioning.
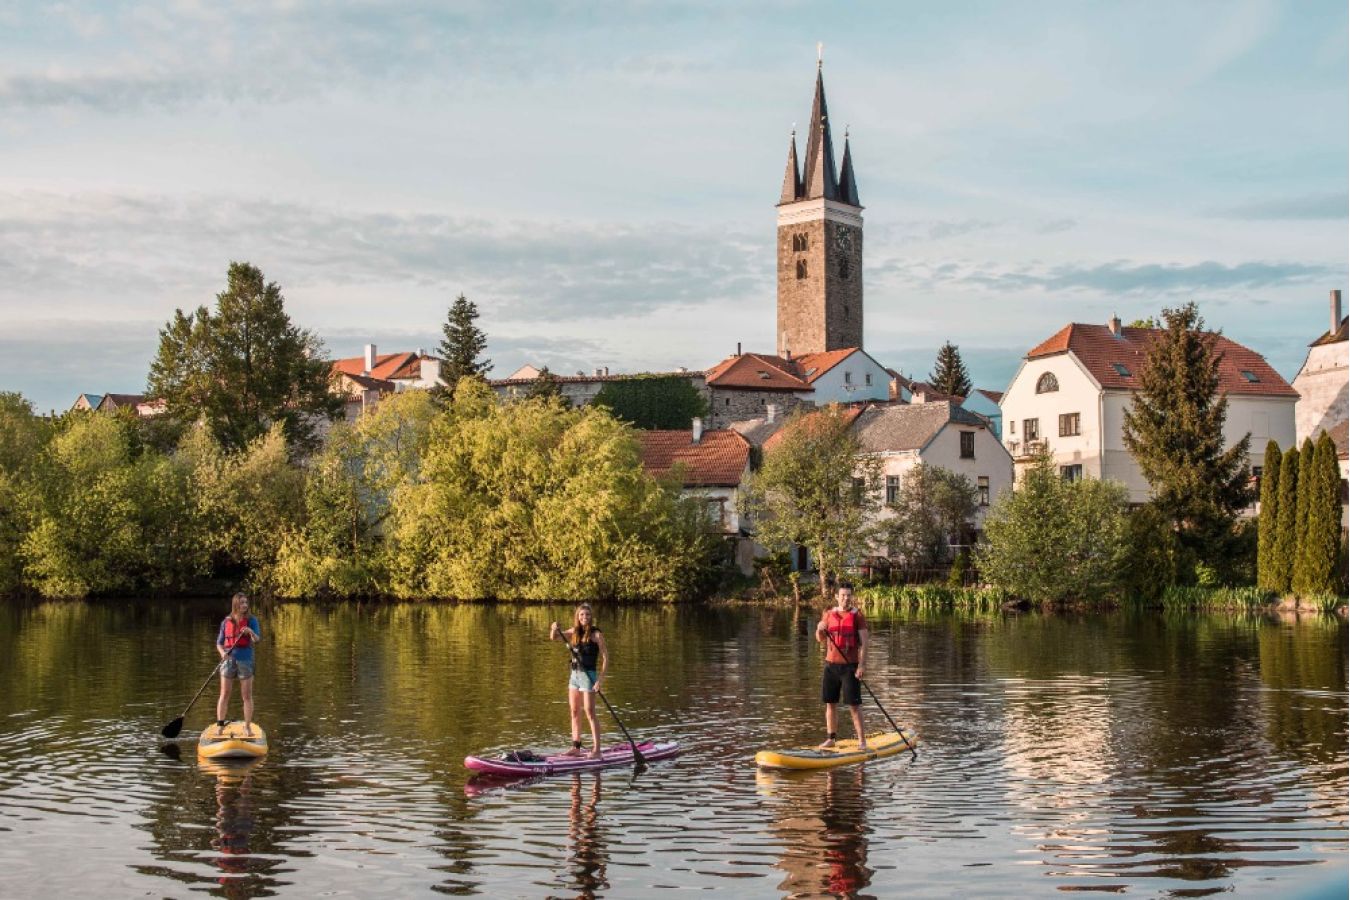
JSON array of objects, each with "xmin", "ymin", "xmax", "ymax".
[
  {"xmin": 562, "ymin": 772, "xmax": 608, "ymax": 899},
  {"xmin": 766, "ymin": 767, "xmax": 873, "ymax": 900}
]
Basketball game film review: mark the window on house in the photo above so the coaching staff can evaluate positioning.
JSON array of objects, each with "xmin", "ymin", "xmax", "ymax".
[
  {"xmin": 865, "ymin": 373, "xmax": 873, "ymax": 386},
  {"xmin": 706, "ymin": 499, "xmax": 725, "ymax": 527},
  {"xmin": 839, "ymin": 258, "xmax": 850, "ymax": 279},
  {"xmin": 796, "ymin": 259, "xmax": 808, "ymax": 279},
  {"xmin": 724, "ymin": 398, "xmax": 730, "ymax": 406},
  {"xmin": 1036, "ymin": 372, "xmax": 1059, "ymax": 393},
  {"xmin": 1059, "ymin": 412, "xmax": 1080, "ymax": 437},
  {"xmin": 977, "ymin": 476, "xmax": 990, "ymax": 507},
  {"xmin": 960, "ymin": 431, "xmax": 975, "ymax": 458},
  {"xmin": 1009, "ymin": 419, "xmax": 1016, "ymax": 434},
  {"xmin": 844, "ymin": 371, "xmax": 853, "ymax": 385},
  {"xmin": 851, "ymin": 477, "xmax": 866, "ymax": 502},
  {"xmin": 886, "ymin": 475, "xmax": 899, "ymax": 505},
  {"xmin": 1023, "ymin": 418, "xmax": 1040, "ymax": 441},
  {"xmin": 1240, "ymin": 370, "xmax": 1260, "ymax": 383},
  {"xmin": 1060, "ymin": 464, "xmax": 1082, "ymax": 482},
  {"xmin": 1112, "ymin": 362, "xmax": 1131, "ymax": 377}
]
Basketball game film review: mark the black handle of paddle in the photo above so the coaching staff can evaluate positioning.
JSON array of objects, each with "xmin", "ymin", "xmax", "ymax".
[
  {"xmin": 161, "ymin": 630, "xmax": 246, "ymax": 738},
  {"xmin": 554, "ymin": 628, "xmax": 646, "ymax": 769},
  {"xmin": 821, "ymin": 622, "xmax": 917, "ymax": 757}
]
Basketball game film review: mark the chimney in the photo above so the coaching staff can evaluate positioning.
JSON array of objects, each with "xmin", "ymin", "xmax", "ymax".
[
  {"xmin": 784, "ymin": 348, "xmax": 792, "ymax": 361},
  {"xmin": 364, "ymin": 343, "xmax": 377, "ymax": 374},
  {"xmin": 736, "ymin": 342, "xmax": 742, "ymax": 356},
  {"xmin": 766, "ymin": 403, "xmax": 779, "ymax": 423},
  {"xmin": 594, "ymin": 368, "xmax": 603, "ymax": 377},
  {"xmin": 416, "ymin": 347, "xmax": 424, "ymax": 357},
  {"xmin": 603, "ymin": 366, "xmax": 609, "ymax": 376},
  {"xmin": 691, "ymin": 417, "xmax": 704, "ymax": 444},
  {"xmin": 1108, "ymin": 314, "xmax": 1121, "ymax": 337},
  {"xmin": 1332, "ymin": 290, "xmax": 1343, "ymax": 334}
]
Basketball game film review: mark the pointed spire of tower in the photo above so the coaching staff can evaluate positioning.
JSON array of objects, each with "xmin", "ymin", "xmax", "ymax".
[
  {"xmin": 800, "ymin": 62, "xmax": 838, "ymax": 201},
  {"xmin": 778, "ymin": 129, "xmax": 801, "ymax": 204},
  {"xmin": 837, "ymin": 127, "xmax": 861, "ymax": 207}
]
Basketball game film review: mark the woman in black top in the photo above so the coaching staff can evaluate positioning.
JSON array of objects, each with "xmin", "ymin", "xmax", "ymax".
[{"xmin": 550, "ymin": 604, "xmax": 609, "ymax": 758}]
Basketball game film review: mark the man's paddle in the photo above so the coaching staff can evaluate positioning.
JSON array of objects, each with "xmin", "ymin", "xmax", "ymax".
[
  {"xmin": 554, "ymin": 630, "xmax": 647, "ymax": 770},
  {"xmin": 160, "ymin": 630, "xmax": 246, "ymax": 739},
  {"xmin": 822, "ymin": 624, "xmax": 918, "ymax": 757}
]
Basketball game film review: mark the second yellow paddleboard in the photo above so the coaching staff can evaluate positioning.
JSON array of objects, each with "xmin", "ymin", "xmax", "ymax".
[{"xmin": 754, "ymin": 729, "xmax": 918, "ymax": 770}]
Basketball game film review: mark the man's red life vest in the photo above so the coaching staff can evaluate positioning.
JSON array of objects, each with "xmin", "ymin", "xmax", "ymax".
[
  {"xmin": 222, "ymin": 616, "xmax": 253, "ymax": 650},
  {"xmin": 825, "ymin": 608, "xmax": 862, "ymax": 663}
]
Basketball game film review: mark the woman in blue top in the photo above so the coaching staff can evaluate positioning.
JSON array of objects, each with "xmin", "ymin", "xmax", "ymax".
[{"xmin": 216, "ymin": 593, "xmax": 262, "ymax": 736}]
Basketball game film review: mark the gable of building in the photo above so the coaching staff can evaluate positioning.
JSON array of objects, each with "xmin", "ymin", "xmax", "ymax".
[{"xmin": 638, "ymin": 429, "xmax": 752, "ymax": 487}]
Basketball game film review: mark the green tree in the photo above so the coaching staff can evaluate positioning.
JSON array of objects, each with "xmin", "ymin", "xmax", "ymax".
[
  {"xmin": 881, "ymin": 464, "xmax": 978, "ymax": 569},
  {"xmin": 436, "ymin": 294, "xmax": 492, "ymax": 390},
  {"xmin": 978, "ymin": 452, "xmax": 1130, "ymax": 604},
  {"xmin": 1122, "ymin": 302, "xmax": 1251, "ymax": 578},
  {"xmin": 0, "ymin": 393, "xmax": 52, "ymax": 595},
  {"xmin": 740, "ymin": 405, "xmax": 882, "ymax": 597},
  {"xmin": 1127, "ymin": 316, "xmax": 1160, "ymax": 329},
  {"xmin": 1121, "ymin": 502, "xmax": 1181, "ymax": 601},
  {"xmin": 1297, "ymin": 432, "xmax": 1341, "ymax": 596},
  {"xmin": 592, "ymin": 375, "xmax": 708, "ymax": 429},
  {"xmin": 148, "ymin": 262, "xmax": 340, "ymax": 451},
  {"xmin": 524, "ymin": 367, "xmax": 566, "ymax": 404},
  {"xmin": 1291, "ymin": 436, "xmax": 1318, "ymax": 594},
  {"xmin": 1256, "ymin": 439, "xmax": 1283, "ymax": 591},
  {"xmin": 385, "ymin": 379, "xmax": 710, "ymax": 601},
  {"xmin": 928, "ymin": 341, "xmax": 972, "ymax": 398},
  {"xmin": 1271, "ymin": 445, "xmax": 1300, "ymax": 593}
]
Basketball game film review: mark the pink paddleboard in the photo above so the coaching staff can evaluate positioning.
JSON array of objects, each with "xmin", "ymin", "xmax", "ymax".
[{"xmin": 464, "ymin": 741, "xmax": 680, "ymax": 776}]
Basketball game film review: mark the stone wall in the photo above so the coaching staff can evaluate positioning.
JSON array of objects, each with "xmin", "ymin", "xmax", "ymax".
[
  {"xmin": 776, "ymin": 218, "xmax": 863, "ymax": 356},
  {"xmin": 706, "ymin": 388, "xmax": 811, "ymax": 428},
  {"xmin": 1293, "ymin": 342, "xmax": 1349, "ymax": 444}
]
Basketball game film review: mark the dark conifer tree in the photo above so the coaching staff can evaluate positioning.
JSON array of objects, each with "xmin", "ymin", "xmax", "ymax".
[
  {"xmin": 1298, "ymin": 432, "xmax": 1341, "ymax": 596},
  {"xmin": 436, "ymin": 294, "xmax": 492, "ymax": 392},
  {"xmin": 1271, "ymin": 445, "xmax": 1300, "ymax": 593},
  {"xmin": 1122, "ymin": 302, "xmax": 1251, "ymax": 576},
  {"xmin": 1256, "ymin": 439, "xmax": 1282, "ymax": 592},
  {"xmin": 1291, "ymin": 437, "xmax": 1317, "ymax": 594},
  {"xmin": 929, "ymin": 341, "xmax": 973, "ymax": 398}
]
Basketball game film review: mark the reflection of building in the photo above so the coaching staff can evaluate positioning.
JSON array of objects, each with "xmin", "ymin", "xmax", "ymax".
[{"xmin": 761, "ymin": 766, "xmax": 874, "ymax": 899}]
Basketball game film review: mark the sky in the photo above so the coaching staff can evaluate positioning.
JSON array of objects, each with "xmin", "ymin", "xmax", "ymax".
[{"xmin": 1, "ymin": 0, "xmax": 1346, "ymax": 413}]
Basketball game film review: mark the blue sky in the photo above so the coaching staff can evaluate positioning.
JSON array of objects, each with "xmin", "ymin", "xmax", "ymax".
[{"xmin": 1, "ymin": 0, "xmax": 1345, "ymax": 412}]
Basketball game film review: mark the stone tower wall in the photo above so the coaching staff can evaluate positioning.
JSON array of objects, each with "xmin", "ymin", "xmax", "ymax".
[{"xmin": 776, "ymin": 204, "xmax": 864, "ymax": 356}]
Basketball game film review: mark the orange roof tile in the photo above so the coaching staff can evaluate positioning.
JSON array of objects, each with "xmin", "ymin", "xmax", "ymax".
[
  {"xmin": 762, "ymin": 404, "xmax": 867, "ymax": 453},
  {"xmin": 331, "ymin": 352, "xmax": 428, "ymax": 382},
  {"xmin": 704, "ymin": 353, "xmax": 812, "ymax": 392},
  {"xmin": 794, "ymin": 348, "xmax": 857, "ymax": 383},
  {"xmin": 638, "ymin": 429, "xmax": 751, "ymax": 487},
  {"xmin": 1027, "ymin": 323, "xmax": 1296, "ymax": 397}
]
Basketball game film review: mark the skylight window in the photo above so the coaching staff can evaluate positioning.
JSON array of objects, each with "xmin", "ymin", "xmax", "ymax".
[
  {"xmin": 1240, "ymin": 370, "xmax": 1259, "ymax": 383},
  {"xmin": 1111, "ymin": 362, "xmax": 1131, "ymax": 377}
]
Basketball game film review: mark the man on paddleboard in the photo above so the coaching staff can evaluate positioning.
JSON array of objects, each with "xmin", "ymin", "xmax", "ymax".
[{"xmin": 816, "ymin": 582, "xmax": 868, "ymax": 749}]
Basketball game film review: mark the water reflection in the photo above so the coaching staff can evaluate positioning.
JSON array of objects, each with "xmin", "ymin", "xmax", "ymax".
[
  {"xmin": 759, "ymin": 766, "xmax": 874, "ymax": 899},
  {"xmin": 563, "ymin": 772, "xmax": 609, "ymax": 898},
  {"xmin": 201, "ymin": 758, "xmax": 266, "ymax": 897}
]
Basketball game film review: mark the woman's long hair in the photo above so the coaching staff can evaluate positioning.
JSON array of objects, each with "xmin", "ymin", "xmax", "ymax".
[
  {"xmin": 571, "ymin": 604, "xmax": 596, "ymax": 645},
  {"xmin": 230, "ymin": 593, "xmax": 249, "ymax": 622}
]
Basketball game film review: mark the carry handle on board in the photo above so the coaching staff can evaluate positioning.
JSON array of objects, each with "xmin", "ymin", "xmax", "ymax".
[
  {"xmin": 554, "ymin": 626, "xmax": 647, "ymax": 771},
  {"xmin": 821, "ymin": 619, "xmax": 918, "ymax": 757}
]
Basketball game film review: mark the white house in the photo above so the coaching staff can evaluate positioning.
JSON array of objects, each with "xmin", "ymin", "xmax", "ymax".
[
  {"xmin": 851, "ymin": 401, "xmax": 1014, "ymax": 535},
  {"xmin": 1291, "ymin": 289, "xmax": 1347, "ymax": 445},
  {"xmin": 703, "ymin": 347, "xmax": 890, "ymax": 428},
  {"xmin": 1000, "ymin": 316, "xmax": 1297, "ymax": 503}
]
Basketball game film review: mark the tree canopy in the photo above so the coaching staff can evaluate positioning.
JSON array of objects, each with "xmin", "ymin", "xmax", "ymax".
[
  {"xmin": 437, "ymin": 294, "xmax": 492, "ymax": 389},
  {"xmin": 929, "ymin": 341, "xmax": 972, "ymax": 398},
  {"xmin": 881, "ymin": 464, "xmax": 978, "ymax": 569},
  {"xmin": 147, "ymin": 261, "xmax": 340, "ymax": 451}
]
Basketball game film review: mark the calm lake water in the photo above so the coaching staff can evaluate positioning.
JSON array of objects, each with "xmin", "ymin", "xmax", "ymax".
[{"xmin": 0, "ymin": 601, "xmax": 1345, "ymax": 899}]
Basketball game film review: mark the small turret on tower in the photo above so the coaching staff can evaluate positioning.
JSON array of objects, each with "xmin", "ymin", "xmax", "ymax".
[{"xmin": 778, "ymin": 130, "xmax": 801, "ymax": 205}]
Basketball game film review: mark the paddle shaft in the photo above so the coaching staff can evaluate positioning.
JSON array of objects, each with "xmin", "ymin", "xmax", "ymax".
[
  {"xmin": 164, "ymin": 628, "xmax": 249, "ymax": 736},
  {"xmin": 821, "ymin": 618, "xmax": 917, "ymax": 756},
  {"xmin": 555, "ymin": 630, "xmax": 646, "ymax": 767}
]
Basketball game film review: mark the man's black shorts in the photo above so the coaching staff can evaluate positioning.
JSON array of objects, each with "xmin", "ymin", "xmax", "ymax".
[{"xmin": 822, "ymin": 662, "xmax": 862, "ymax": 706}]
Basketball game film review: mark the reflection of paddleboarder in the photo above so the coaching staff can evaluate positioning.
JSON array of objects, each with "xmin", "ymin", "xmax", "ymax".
[
  {"xmin": 565, "ymin": 772, "xmax": 608, "ymax": 897},
  {"xmin": 815, "ymin": 582, "xmax": 869, "ymax": 749},
  {"xmin": 205, "ymin": 758, "xmax": 261, "ymax": 898}
]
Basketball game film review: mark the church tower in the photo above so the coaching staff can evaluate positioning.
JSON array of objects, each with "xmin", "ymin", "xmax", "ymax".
[{"xmin": 776, "ymin": 58, "xmax": 863, "ymax": 358}]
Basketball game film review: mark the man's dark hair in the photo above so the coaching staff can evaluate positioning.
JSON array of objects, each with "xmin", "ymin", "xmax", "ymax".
[{"xmin": 836, "ymin": 580, "xmax": 854, "ymax": 592}]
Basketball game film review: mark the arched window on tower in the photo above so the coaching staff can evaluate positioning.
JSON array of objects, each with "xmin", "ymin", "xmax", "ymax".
[
  {"xmin": 839, "ymin": 258, "xmax": 850, "ymax": 279},
  {"xmin": 792, "ymin": 233, "xmax": 808, "ymax": 252},
  {"xmin": 1036, "ymin": 372, "xmax": 1059, "ymax": 394},
  {"xmin": 796, "ymin": 259, "xmax": 808, "ymax": 280}
]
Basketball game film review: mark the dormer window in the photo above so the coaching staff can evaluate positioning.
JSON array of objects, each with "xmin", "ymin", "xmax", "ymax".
[
  {"xmin": 1035, "ymin": 372, "xmax": 1059, "ymax": 394},
  {"xmin": 796, "ymin": 259, "xmax": 808, "ymax": 280},
  {"xmin": 1111, "ymin": 363, "xmax": 1131, "ymax": 377}
]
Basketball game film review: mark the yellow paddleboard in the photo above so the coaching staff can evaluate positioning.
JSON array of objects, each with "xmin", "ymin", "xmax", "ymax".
[
  {"xmin": 754, "ymin": 729, "xmax": 918, "ymax": 770},
  {"xmin": 197, "ymin": 722, "xmax": 268, "ymax": 760}
]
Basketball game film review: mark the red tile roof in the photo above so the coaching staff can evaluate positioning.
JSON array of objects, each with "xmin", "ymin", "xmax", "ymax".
[
  {"xmin": 704, "ymin": 353, "xmax": 812, "ymax": 391},
  {"xmin": 794, "ymin": 348, "xmax": 857, "ymax": 383},
  {"xmin": 762, "ymin": 404, "xmax": 867, "ymax": 453},
  {"xmin": 1027, "ymin": 323, "xmax": 1296, "ymax": 398},
  {"xmin": 638, "ymin": 429, "xmax": 751, "ymax": 487},
  {"xmin": 331, "ymin": 352, "xmax": 429, "ymax": 381}
]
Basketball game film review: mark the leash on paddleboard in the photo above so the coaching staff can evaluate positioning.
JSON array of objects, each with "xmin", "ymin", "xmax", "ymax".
[
  {"xmin": 822, "ymin": 623, "xmax": 918, "ymax": 757},
  {"xmin": 552, "ymin": 627, "xmax": 647, "ymax": 770},
  {"xmin": 160, "ymin": 628, "xmax": 249, "ymax": 739}
]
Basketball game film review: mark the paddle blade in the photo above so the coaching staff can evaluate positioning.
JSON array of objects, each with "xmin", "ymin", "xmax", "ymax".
[{"xmin": 161, "ymin": 717, "xmax": 184, "ymax": 739}]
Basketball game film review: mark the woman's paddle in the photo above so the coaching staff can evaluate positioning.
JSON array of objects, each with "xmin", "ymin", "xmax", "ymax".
[
  {"xmin": 161, "ymin": 631, "xmax": 245, "ymax": 739},
  {"xmin": 822, "ymin": 627, "xmax": 918, "ymax": 757},
  {"xmin": 556, "ymin": 635, "xmax": 647, "ymax": 770}
]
